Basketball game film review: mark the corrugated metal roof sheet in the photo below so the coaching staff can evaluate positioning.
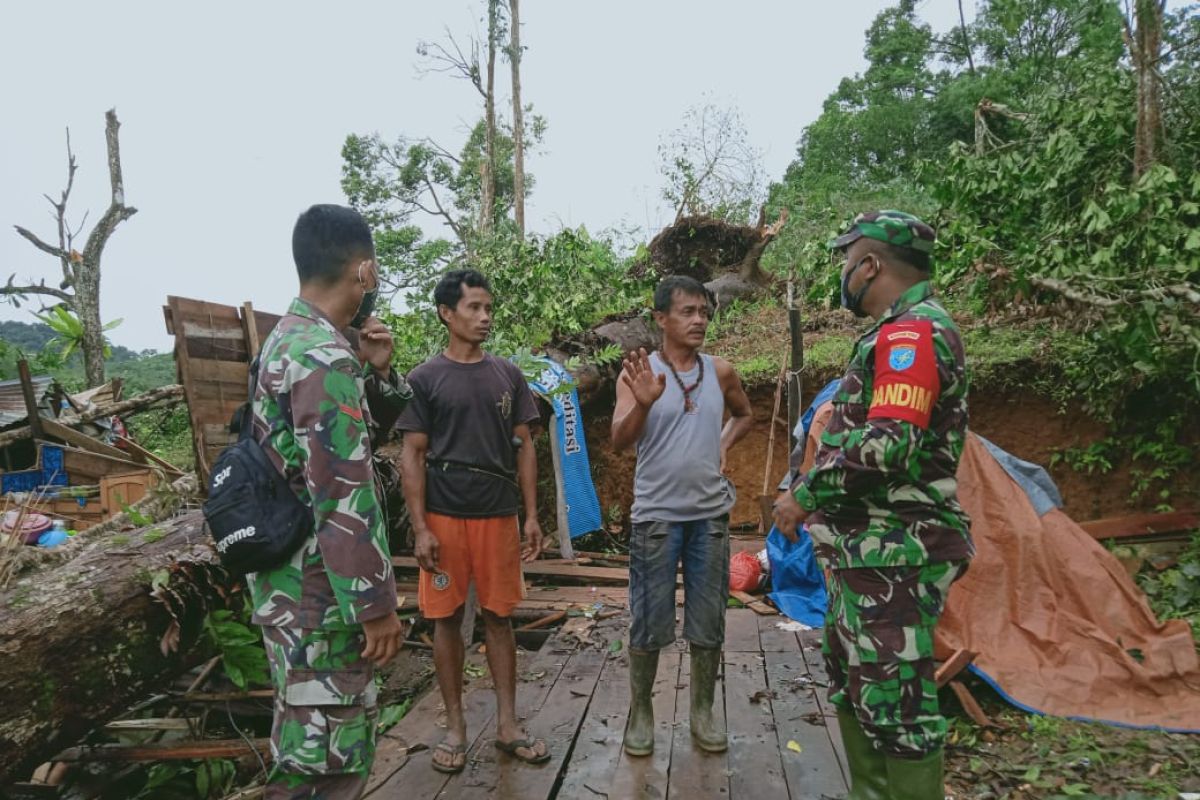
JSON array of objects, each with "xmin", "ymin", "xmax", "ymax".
[{"xmin": 0, "ymin": 375, "xmax": 54, "ymax": 428}]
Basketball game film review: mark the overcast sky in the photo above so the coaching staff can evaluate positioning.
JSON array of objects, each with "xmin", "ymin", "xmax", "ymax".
[{"xmin": 1, "ymin": 1, "xmax": 976, "ymax": 351}]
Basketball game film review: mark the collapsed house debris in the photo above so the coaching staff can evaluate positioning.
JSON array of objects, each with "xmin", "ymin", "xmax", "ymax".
[{"xmin": 0, "ymin": 363, "xmax": 185, "ymax": 549}]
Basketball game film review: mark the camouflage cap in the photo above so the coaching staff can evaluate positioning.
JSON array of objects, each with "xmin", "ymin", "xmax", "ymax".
[{"xmin": 831, "ymin": 210, "xmax": 936, "ymax": 255}]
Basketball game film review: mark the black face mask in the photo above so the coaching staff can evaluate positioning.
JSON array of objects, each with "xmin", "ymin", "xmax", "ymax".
[
  {"xmin": 349, "ymin": 288, "xmax": 377, "ymax": 329},
  {"xmin": 349, "ymin": 261, "xmax": 378, "ymax": 329},
  {"xmin": 840, "ymin": 256, "xmax": 876, "ymax": 318}
]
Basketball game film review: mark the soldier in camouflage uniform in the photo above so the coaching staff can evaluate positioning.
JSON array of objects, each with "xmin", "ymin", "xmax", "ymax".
[
  {"xmin": 249, "ymin": 204, "xmax": 411, "ymax": 799},
  {"xmin": 774, "ymin": 211, "xmax": 972, "ymax": 800}
]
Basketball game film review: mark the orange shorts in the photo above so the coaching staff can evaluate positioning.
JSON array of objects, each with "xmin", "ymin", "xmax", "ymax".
[{"xmin": 418, "ymin": 512, "xmax": 526, "ymax": 619}]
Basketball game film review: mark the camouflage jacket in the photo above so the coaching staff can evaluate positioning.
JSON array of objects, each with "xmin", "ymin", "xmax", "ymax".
[
  {"xmin": 247, "ymin": 297, "xmax": 410, "ymax": 629},
  {"xmin": 793, "ymin": 281, "xmax": 973, "ymax": 569}
]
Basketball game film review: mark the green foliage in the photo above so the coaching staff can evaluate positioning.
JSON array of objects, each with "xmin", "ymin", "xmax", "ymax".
[
  {"xmin": 342, "ymin": 114, "xmax": 547, "ymax": 299},
  {"xmin": 385, "ymin": 227, "xmax": 651, "ymax": 372},
  {"xmin": 203, "ymin": 606, "xmax": 269, "ymax": 691},
  {"xmin": 377, "ymin": 698, "xmax": 414, "ymax": 734},
  {"xmin": 33, "ymin": 305, "xmax": 122, "ymax": 363},
  {"xmin": 135, "ymin": 759, "xmax": 237, "ymax": 799},
  {"xmin": 1138, "ymin": 531, "xmax": 1200, "ymax": 644},
  {"xmin": 124, "ymin": 405, "xmax": 195, "ymax": 471}
]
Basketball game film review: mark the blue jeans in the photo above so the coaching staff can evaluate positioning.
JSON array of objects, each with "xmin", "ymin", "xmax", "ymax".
[{"xmin": 629, "ymin": 516, "xmax": 730, "ymax": 650}]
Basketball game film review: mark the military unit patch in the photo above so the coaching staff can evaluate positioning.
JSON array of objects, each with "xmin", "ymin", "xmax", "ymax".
[{"xmin": 869, "ymin": 320, "xmax": 940, "ymax": 430}]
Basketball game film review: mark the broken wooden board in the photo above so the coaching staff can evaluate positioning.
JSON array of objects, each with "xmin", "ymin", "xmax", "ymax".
[
  {"xmin": 1078, "ymin": 510, "xmax": 1200, "ymax": 541},
  {"xmin": 731, "ymin": 589, "xmax": 777, "ymax": 615},
  {"xmin": 391, "ymin": 555, "xmax": 684, "ymax": 586}
]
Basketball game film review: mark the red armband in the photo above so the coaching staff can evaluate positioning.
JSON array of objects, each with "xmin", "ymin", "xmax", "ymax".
[{"xmin": 867, "ymin": 321, "xmax": 940, "ymax": 430}]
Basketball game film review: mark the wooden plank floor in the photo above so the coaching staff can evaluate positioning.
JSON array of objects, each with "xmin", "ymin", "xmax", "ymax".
[{"xmin": 369, "ymin": 608, "xmax": 847, "ymax": 799}]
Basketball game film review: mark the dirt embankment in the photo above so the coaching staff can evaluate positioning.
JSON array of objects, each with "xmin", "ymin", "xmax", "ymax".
[{"xmin": 579, "ymin": 377, "xmax": 1195, "ymax": 531}]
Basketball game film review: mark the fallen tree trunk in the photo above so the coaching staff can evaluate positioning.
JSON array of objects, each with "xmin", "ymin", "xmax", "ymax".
[
  {"xmin": 0, "ymin": 509, "xmax": 230, "ymax": 782},
  {"xmin": 63, "ymin": 383, "xmax": 185, "ymax": 425}
]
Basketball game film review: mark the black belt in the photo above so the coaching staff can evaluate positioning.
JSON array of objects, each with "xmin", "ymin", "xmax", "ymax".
[{"xmin": 427, "ymin": 458, "xmax": 518, "ymax": 489}]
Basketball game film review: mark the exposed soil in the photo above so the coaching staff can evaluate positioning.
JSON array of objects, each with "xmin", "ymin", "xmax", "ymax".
[{"xmin": 581, "ymin": 379, "xmax": 1194, "ymax": 532}]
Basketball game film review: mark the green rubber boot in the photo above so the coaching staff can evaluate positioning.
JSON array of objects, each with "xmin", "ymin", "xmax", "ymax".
[
  {"xmin": 689, "ymin": 646, "xmax": 728, "ymax": 753},
  {"xmin": 836, "ymin": 708, "xmax": 888, "ymax": 800},
  {"xmin": 886, "ymin": 748, "xmax": 945, "ymax": 800},
  {"xmin": 623, "ymin": 648, "xmax": 659, "ymax": 757}
]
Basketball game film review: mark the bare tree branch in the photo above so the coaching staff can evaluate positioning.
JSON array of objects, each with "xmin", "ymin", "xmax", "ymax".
[
  {"xmin": 418, "ymin": 174, "xmax": 467, "ymax": 245},
  {"xmin": 1, "ymin": 275, "xmax": 71, "ymax": 303},
  {"xmin": 80, "ymin": 109, "xmax": 138, "ymax": 269},
  {"xmin": 13, "ymin": 226, "xmax": 66, "ymax": 259},
  {"xmin": 416, "ymin": 30, "xmax": 486, "ymax": 98}
]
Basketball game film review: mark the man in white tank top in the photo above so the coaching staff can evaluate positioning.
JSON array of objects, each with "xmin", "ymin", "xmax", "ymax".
[{"xmin": 612, "ymin": 276, "xmax": 753, "ymax": 756}]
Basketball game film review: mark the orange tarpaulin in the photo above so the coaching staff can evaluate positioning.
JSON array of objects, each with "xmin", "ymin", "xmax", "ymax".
[{"xmin": 805, "ymin": 405, "xmax": 1200, "ymax": 730}]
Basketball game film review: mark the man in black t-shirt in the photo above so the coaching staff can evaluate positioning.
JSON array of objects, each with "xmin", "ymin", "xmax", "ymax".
[{"xmin": 398, "ymin": 269, "xmax": 549, "ymax": 774}]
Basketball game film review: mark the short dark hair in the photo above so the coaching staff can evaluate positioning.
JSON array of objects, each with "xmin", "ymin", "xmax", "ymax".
[
  {"xmin": 653, "ymin": 275, "xmax": 711, "ymax": 313},
  {"xmin": 292, "ymin": 205, "xmax": 375, "ymax": 286},
  {"xmin": 434, "ymin": 269, "xmax": 492, "ymax": 326}
]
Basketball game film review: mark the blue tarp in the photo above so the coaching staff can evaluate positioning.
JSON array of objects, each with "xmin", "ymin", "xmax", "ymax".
[
  {"xmin": 522, "ymin": 357, "xmax": 603, "ymax": 539},
  {"xmin": 765, "ymin": 378, "xmax": 840, "ymax": 626}
]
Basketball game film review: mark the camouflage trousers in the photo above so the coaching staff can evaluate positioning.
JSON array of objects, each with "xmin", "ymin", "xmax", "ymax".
[
  {"xmin": 823, "ymin": 561, "xmax": 966, "ymax": 759},
  {"xmin": 261, "ymin": 625, "xmax": 378, "ymax": 799}
]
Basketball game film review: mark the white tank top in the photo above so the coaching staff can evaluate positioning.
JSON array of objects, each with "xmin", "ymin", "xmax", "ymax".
[{"xmin": 631, "ymin": 352, "xmax": 736, "ymax": 523}]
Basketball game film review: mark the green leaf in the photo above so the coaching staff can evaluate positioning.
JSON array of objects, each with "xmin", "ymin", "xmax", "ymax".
[{"xmin": 608, "ymin": 639, "xmax": 623, "ymax": 655}]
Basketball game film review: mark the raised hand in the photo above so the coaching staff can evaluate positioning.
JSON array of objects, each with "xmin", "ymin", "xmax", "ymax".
[
  {"xmin": 356, "ymin": 317, "xmax": 394, "ymax": 377},
  {"xmin": 620, "ymin": 348, "xmax": 666, "ymax": 409}
]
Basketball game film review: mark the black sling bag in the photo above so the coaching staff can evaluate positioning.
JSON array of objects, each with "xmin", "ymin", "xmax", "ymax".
[{"xmin": 202, "ymin": 357, "xmax": 313, "ymax": 574}]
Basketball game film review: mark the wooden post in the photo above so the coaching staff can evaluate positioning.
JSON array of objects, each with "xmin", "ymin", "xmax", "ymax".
[
  {"xmin": 548, "ymin": 421, "xmax": 575, "ymax": 560},
  {"xmin": 242, "ymin": 302, "xmax": 262, "ymax": 361},
  {"xmin": 17, "ymin": 360, "xmax": 44, "ymax": 442},
  {"xmin": 786, "ymin": 276, "xmax": 804, "ymax": 450}
]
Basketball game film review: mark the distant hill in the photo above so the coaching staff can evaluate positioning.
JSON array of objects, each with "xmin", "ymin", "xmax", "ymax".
[
  {"xmin": 0, "ymin": 319, "xmax": 151, "ymax": 364},
  {"xmin": 0, "ymin": 319, "xmax": 172, "ymax": 392}
]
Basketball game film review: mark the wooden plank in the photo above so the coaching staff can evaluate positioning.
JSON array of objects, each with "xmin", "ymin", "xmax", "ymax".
[
  {"xmin": 520, "ymin": 586, "xmax": 685, "ymax": 610},
  {"xmin": 764, "ymin": 649, "xmax": 848, "ymax": 799},
  {"xmin": 724, "ymin": 608, "xmax": 762, "ymax": 653},
  {"xmin": 757, "ymin": 613, "xmax": 801, "ymax": 653},
  {"xmin": 935, "ymin": 649, "xmax": 976, "ymax": 688},
  {"xmin": 242, "ymin": 302, "xmax": 262, "ymax": 361},
  {"xmin": 797, "ymin": 628, "xmax": 849, "ymax": 787},
  {"xmin": 373, "ymin": 652, "xmax": 509, "ymax": 799},
  {"xmin": 40, "ymin": 419, "xmax": 133, "ymax": 463},
  {"xmin": 732, "ymin": 589, "xmax": 777, "ymax": 616},
  {"xmin": 949, "ymin": 680, "xmax": 994, "ymax": 728},
  {"xmin": 557, "ymin": 649, "xmax": 632, "ymax": 799},
  {"xmin": 115, "ymin": 436, "xmax": 184, "ymax": 475},
  {"xmin": 453, "ymin": 643, "xmax": 609, "ymax": 799},
  {"xmin": 251, "ymin": 309, "xmax": 281, "ymax": 345},
  {"xmin": 1079, "ymin": 510, "xmax": 1200, "ymax": 541},
  {"xmin": 607, "ymin": 649, "xmax": 682, "ymax": 800},
  {"xmin": 724, "ymin": 651, "xmax": 790, "ymax": 800},
  {"xmin": 54, "ymin": 738, "xmax": 270, "ymax": 763},
  {"xmin": 168, "ymin": 298, "xmax": 213, "ymax": 482},
  {"xmin": 186, "ymin": 358, "xmax": 251, "ymax": 387},
  {"xmin": 16, "ymin": 361, "xmax": 43, "ymax": 441},
  {"xmin": 666, "ymin": 647, "xmax": 729, "ymax": 800},
  {"xmin": 167, "ymin": 295, "xmax": 244, "ymax": 321},
  {"xmin": 377, "ymin": 627, "xmax": 577, "ymax": 798},
  {"xmin": 58, "ymin": 445, "xmax": 151, "ymax": 482},
  {"xmin": 391, "ymin": 556, "xmax": 674, "ymax": 586}
]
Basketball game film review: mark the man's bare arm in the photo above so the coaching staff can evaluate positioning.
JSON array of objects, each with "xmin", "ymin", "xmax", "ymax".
[
  {"xmin": 716, "ymin": 357, "xmax": 754, "ymax": 473},
  {"xmin": 400, "ymin": 431, "xmax": 438, "ymax": 572}
]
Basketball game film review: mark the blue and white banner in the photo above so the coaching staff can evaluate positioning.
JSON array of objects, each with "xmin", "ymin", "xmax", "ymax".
[{"xmin": 523, "ymin": 357, "xmax": 603, "ymax": 539}]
